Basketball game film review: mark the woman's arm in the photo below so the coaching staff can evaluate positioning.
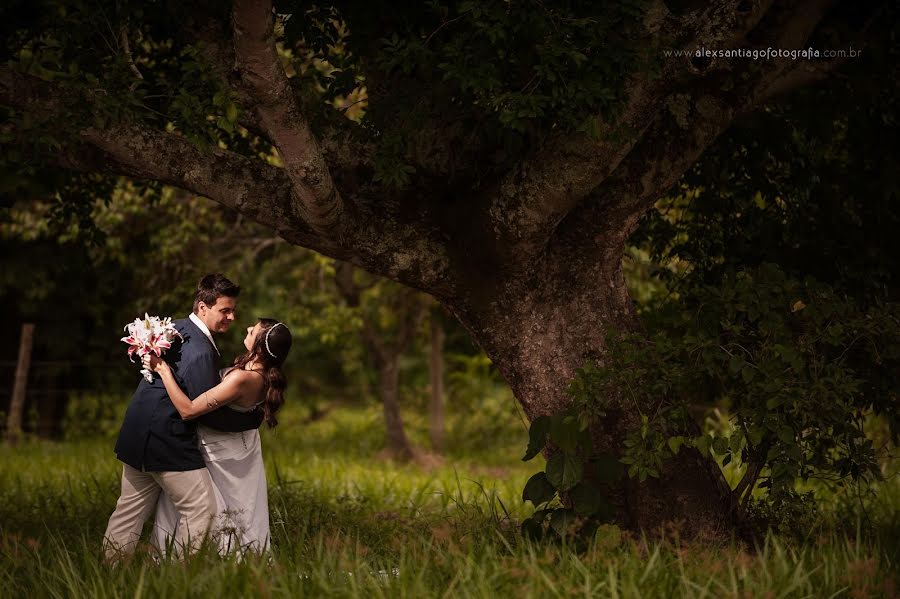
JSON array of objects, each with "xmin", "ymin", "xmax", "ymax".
[{"xmin": 142, "ymin": 354, "xmax": 249, "ymax": 420}]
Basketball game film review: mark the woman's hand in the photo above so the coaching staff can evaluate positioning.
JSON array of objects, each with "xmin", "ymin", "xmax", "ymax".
[{"xmin": 141, "ymin": 353, "xmax": 169, "ymax": 374}]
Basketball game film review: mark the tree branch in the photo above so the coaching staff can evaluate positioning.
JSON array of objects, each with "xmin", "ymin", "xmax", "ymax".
[
  {"xmin": 485, "ymin": 84, "xmax": 657, "ymax": 263},
  {"xmin": 232, "ymin": 0, "xmax": 347, "ymax": 238},
  {"xmin": 0, "ymin": 66, "xmax": 331, "ymax": 250},
  {"xmin": 753, "ymin": 56, "xmax": 844, "ymax": 105},
  {"xmin": 119, "ymin": 25, "xmax": 144, "ymax": 90},
  {"xmin": 2, "ymin": 64, "xmax": 459, "ymax": 297},
  {"xmin": 753, "ymin": 5, "xmax": 881, "ymax": 105},
  {"xmin": 651, "ymin": 0, "xmax": 777, "ymax": 51},
  {"xmin": 555, "ymin": 79, "xmax": 796, "ymax": 268},
  {"xmin": 484, "ymin": 0, "xmax": 780, "ymax": 265},
  {"xmin": 549, "ymin": 0, "xmax": 877, "ymax": 269}
]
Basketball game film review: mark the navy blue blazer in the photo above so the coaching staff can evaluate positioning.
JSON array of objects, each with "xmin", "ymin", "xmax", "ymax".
[{"xmin": 114, "ymin": 318, "xmax": 263, "ymax": 472}]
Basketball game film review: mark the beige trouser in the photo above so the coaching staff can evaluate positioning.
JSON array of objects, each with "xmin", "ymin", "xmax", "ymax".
[{"xmin": 103, "ymin": 464, "xmax": 217, "ymax": 560}]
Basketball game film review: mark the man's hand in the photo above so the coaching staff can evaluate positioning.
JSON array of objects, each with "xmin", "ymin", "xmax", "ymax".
[{"xmin": 141, "ymin": 353, "xmax": 169, "ymax": 374}]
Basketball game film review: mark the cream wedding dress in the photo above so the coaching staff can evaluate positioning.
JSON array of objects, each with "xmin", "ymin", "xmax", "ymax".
[{"xmin": 150, "ymin": 371, "xmax": 270, "ymax": 556}]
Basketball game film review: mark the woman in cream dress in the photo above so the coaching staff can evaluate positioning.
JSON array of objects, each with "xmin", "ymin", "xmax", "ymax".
[{"xmin": 143, "ymin": 318, "xmax": 292, "ymax": 556}]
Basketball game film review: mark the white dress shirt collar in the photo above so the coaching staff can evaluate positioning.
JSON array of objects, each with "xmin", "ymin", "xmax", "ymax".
[{"xmin": 189, "ymin": 312, "xmax": 219, "ymax": 355}]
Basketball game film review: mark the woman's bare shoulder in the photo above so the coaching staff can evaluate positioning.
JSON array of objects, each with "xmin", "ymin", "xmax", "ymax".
[{"xmin": 226, "ymin": 368, "xmax": 266, "ymax": 386}]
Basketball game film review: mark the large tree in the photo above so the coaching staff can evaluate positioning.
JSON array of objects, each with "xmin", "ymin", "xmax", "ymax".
[{"xmin": 1, "ymin": 0, "xmax": 892, "ymax": 535}]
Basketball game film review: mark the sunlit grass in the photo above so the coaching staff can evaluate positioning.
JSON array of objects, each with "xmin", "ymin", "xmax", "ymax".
[{"xmin": 1, "ymin": 401, "xmax": 896, "ymax": 597}]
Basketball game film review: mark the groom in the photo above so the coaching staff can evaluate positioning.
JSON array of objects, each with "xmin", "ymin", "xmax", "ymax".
[{"xmin": 103, "ymin": 273, "xmax": 263, "ymax": 559}]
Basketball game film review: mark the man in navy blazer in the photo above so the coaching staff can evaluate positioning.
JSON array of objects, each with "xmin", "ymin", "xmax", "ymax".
[{"xmin": 103, "ymin": 274, "xmax": 262, "ymax": 559}]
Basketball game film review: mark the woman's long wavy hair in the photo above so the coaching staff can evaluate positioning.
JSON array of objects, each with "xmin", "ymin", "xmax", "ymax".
[{"xmin": 232, "ymin": 318, "xmax": 292, "ymax": 428}]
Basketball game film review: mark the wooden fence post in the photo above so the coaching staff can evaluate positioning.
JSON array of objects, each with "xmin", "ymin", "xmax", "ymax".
[{"xmin": 6, "ymin": 323, "xmax": 35, "ymax": 444}]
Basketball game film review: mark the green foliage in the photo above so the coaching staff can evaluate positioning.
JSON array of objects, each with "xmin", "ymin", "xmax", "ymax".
[
  {"xmin": 371, "ymin": 132, "xmax": 417, "ymax": 189},
  {"xmin": 589, "ymin": 264, "xmax": 897, "ymax": 517},
  {"xmin": 2, "ymin": 0, "xmax": 657, "ymax": 198},
  {"xmin": 370, "ymin": 0, "xmax": 648, "ymax": 132},
  {"xmin": 169, "ymin": 44, "xmax": 243, "ymax": 148},
  {"xmin": 519, "ymin": 261, "xmax": 898, "ymax": 537},
  {"xmin": 282, "ymin": 5, "xmax": 364, "ymax": 105},
  {"xmin": 2, "ymin": 178, "xmax": 500, "ymax": 440},
  {"xmin": 609, "ymin": 61, "xmax": 900, "ymax": 531},
  {"xmin": 631, "ymin": 44, "xmax": 900, "ymax": 301},
  {"xmin": 1, "ymin": 183, "xmax": 296, "ymax": 410},
  {"xmin": 282, "ymin": 0, "xmax": 655, "ymax": 189},
  {"xmin": 62, "ymin": 392, "xmax": 129, "ymax": 440},
  {"xmin": 1, "ymin": 0, "xmax": 268, "ymax": 204},
  {"xmin": 519, "ymin": 403, "xmax": 620, "ymax": 541},
  {"xmin": 545, "ymin": 453, "xmax": 582, "ymax": 491}
]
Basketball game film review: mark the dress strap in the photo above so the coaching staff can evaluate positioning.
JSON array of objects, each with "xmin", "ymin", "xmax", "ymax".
[{"xmin": 223, "ymin": 367, "xmax": 266, "ymax": 379}]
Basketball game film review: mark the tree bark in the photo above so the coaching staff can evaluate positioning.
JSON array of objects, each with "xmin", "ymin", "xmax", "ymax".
[
  {"xmin": 429, "ymin": 313, "xmax": 446, "ymax": 453},
  {"xmin": 378, "ymin": 357, "xmax": 415, "ymax": 461},
  {"xmin": 443, "ymin": 253, "xmax": 740, "ymax": 537},
  {"xmin": 334, "ymin": 263, "xmax": 426, "ymax": 461},
  {"xmin": 6, "ymin": 323, "xmax": 35, "ymax": 445}
]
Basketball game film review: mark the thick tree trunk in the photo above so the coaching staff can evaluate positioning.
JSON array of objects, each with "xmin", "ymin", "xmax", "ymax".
[
  {"xmin": 429, "ymin": 314, "xmax": 445, "ymax": 452},
  {"xmin": 379, "ymin": 357, "xmax": 416, "ymax": 461},
  {"xmin": 444, "ymin": 253, "xmax": 739, "ymax": 538}
]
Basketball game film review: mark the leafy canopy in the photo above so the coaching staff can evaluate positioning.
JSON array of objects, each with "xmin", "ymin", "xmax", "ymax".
[{"xmin": 1, "ymin": 0, "xmax": 651, "ymax": 206}]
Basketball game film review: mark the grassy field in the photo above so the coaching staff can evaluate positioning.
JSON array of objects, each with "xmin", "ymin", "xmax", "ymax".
[{"xmin": 1, "ymin": 399, "xmax": 897, "ymax": 598}]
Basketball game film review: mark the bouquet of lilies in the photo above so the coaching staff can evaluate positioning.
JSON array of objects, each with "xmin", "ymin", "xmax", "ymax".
[{"xmin": 121, "ymin": 314, "xmax": 183, "ymax": 382}]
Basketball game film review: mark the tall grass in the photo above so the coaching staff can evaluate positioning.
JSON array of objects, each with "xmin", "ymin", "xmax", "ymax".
[{"xmin": 1, "ymin": 402, "xmax": 896, "ymax": 598}]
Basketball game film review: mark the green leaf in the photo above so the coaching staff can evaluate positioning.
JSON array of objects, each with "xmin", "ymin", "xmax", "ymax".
[
  {"xmin": 520, "ymin": 517, "xmax": 543, "ymax": 541},
  {"xmin": 226, "ymin": 101, "xmax": 239, "ymax": 124},
  {"xmin": 749, "ymin": 427, "xmax": 764, "ymax": 447},
  {"xmin": 216, "ymin": 116, "xmax": 233, "ymax": 134},
  {"xmin": 549, "ymin": 508, "xmax": 576, "ymax": 534},
  {"xmin": 712, "ymin": 437, "xmax": 728, "ymax": 455},
  {"xmin": 595, "ymin": 523, "xmax": 622, "ymax": 545},
  {"xmin": 522, "ymin": 472, "xmax": 556, "ymax": 506},
  {"xmin": 522, "ymin": 415, "xmax": 550, "ymax": 461},
  {"xmin": 695, "ymin": 434, "xmax": 712, "ymax": 455},
  {"xmin": 577, "ymin": 410, "xmax": 592, "ymax": 431},
  {"xmin": 546, "ymin": 454, "xmax": 583, "ymax": 491},
  {"xmin": 667, "ymin": 436, "xmax": 684, "ymax": 455},
  {"xmin": 777, "ymin": 425, "xmax": 794, "ymax": 444},
  {"xmin": 531, "ymin": 508, "xmax": 553, "ymax": 524},
  {"xmin": 549, "ymin": 413, "xmax": 580, "ymax": 453}
]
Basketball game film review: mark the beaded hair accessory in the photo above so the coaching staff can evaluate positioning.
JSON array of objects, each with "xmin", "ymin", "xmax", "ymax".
[{"xmin": 264, "ymin": 322, "xmax": 285, "ymax": 359}]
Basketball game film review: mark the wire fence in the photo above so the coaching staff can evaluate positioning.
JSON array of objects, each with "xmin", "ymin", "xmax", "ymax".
[{"xmin": 1, "ymin": 360, "xmax": 136, "ymax": 438}]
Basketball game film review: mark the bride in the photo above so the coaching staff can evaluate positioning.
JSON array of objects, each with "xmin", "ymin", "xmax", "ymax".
[{"xmin": 143, "ymin": 318, "xmax": 292, "ymax": 556}]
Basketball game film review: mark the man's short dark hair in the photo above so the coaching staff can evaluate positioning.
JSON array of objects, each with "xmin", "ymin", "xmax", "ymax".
[{"xmin": 193, "ymin": 274, "xmax": 240, "ymax": 312}]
